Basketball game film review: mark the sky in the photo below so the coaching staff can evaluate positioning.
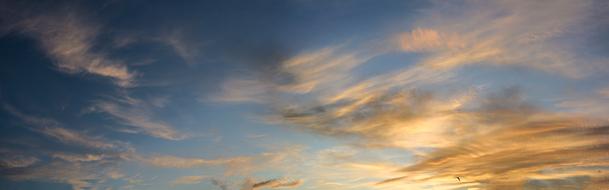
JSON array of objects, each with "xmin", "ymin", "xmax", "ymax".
[{"xmin": 1, "ymin": 0, "xmax": 609, "ymax": 190}]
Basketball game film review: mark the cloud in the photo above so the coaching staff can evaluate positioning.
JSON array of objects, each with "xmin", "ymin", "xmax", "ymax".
[
  {"xmin": 399, "ymin": 28, "xmax": 465, "ymax": 52},
  {"xmin": 138, "ymin": 146, "xmax": 305, "ymax": 190},
  {"xmin": 171, "ymin": 175, "xmax": 207, "ymax": 185},
  {"xmin": 597, "ymin": 86, "xmax": 609, "ymax": 98},
  {"xmin": 161, "ymin": 29, "xmax": 201, "ymax": 64},
  {"xmin": 212, "ymin": 1, "xmax": 609, "ymax": 188},
  {"xmin": 4, "ymin": 159, "xmax": 123, "ymax": 190},
  {"xmin": 218, "ymin": 44, "xmax": 609, "ymax": 188},
  {"xmin": 0, "ymin": 152, "xmax": 38, "ymax": 168},
  {"xmin": 555, "ymin": 85, "xmax": 609, "ymax": 118},
  {"xmin": 232, "ymin": 178, "xmax": 303, "ymax": 190},
  {"xmin": 216, "ymin": 45, "xmax": 450, "ymax": 106},
  {"xmin": 14, "ymin": 11, "xmax": 136, "ymax": 87},
  {"xmin": 212, "ymin": 179, "xmax": 229, "ymax": 190},
  {"xmin": 51, "ymin": 153, "xmax": 105, "ymax": 162},
  {"xmin": 397, "ymin": 0, "xmax": 607, "ymax": 78},
  {"xmin": 1, "ymin": 104, "xmax": 136, "ymax": 189},
  {"xmin": 246, "ymin": 178, "xmax": 303, "ymax": 190},
  {"xmin": 4, "ymin": 104, "xmax": 122, "ymax": 150},
  {"xmin": 215, "ymin": 46, "xmax": 401, "ymax": 103},
  {"xmin": 93, "ymin": 97, "xmax": 186, "ymax": 140},
  {"xmin": 140, "ymin": 145, "xmax": 303, "ymax": 173},
  {"xmin": 215, "ymin": 78, "xmax": 276, "ymax": 103},
  {"xmin": 377, "ymin": 118, "xmax": 609, "ymax": 189},
  {"xmin": 140, "ymin": 155, "xmax": 249, "ymax": 168}
]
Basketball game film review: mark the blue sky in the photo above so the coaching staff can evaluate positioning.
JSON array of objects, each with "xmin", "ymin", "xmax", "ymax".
[{"xmin": 1, "ymin": 0, "xmax": 609, "ymax": 190}]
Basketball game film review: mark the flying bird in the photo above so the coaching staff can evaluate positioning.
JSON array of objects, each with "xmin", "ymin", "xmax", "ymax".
[{"xmin": 456, "ymin": 177, "xmax": 461, "ymax": 182}]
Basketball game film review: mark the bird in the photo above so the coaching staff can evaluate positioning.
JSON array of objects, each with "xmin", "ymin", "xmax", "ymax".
[{"xmin": 456, "ymin": 177, "xmax": 461, "ymax": 182}]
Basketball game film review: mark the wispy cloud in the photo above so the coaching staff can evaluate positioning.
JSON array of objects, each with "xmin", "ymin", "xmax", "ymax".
[
  {"xmin": 4, "ymin": 104, "xmax": 122, "ymax": 150},
  {"xmin": 399, "ymin": 28, "xmax": 465, "ymax": 52},
  {"xmin": 2, "ymin": 105, "xmax": 134, "ymax": 189},
  {"xmin": 0, "ymin": 151, "xmax": 38, "ymax": 168},
  {"xmin": 161, "ymin": 29, "xmax": 202, "ymax": 64},
  {"xmin": 5, "ymin": 159, "xmax": 124, "ymax": 190},
  {"xmin": 378, "ymin": 116, "xmax": 609, "ymax": 189},
  {"xmin": 15, "ymin": 12, "xmax": 136, "ymax": 87},
  {"xmin": 398, "ymin": 0, "xmax": 607, "ymax": 78},
  {"xmin": 140, "ymin": 145, "xmax": 303, "ymax": 173},
  {"xmin": 212, "ymin": 178, "xmax": 229, "ymax": 190},
  {"xmin": 246, "ymin": 178, "xmax": 303, "ymax": 190},
  {"xmin": 140, "ymin": 154, "xmax": 249, "ymax": 169},
  {"xmin": 93, "ymin": 96, "xmax": 186, "ymax": 140},
  {"xmin": 217, "ymin": 45, "xmax": 415, "ymax": 101},
  {"xmin": 214, "ymin": 1, "xmax": 609, "ymax": 186},
  {"xmin": 171, "ymin": 175, "xmax": 208, "ymax": 185},
  {"xmin": 555, "ymin": 85, "xmax": 609, "ymax": 118},
  {"xmin": 51, "ymin": 153, "xmax": 106, "ymax": 162},
  {"xmin": 211, "ymin": 177, "xmax": 303, "ymax": 190}
]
